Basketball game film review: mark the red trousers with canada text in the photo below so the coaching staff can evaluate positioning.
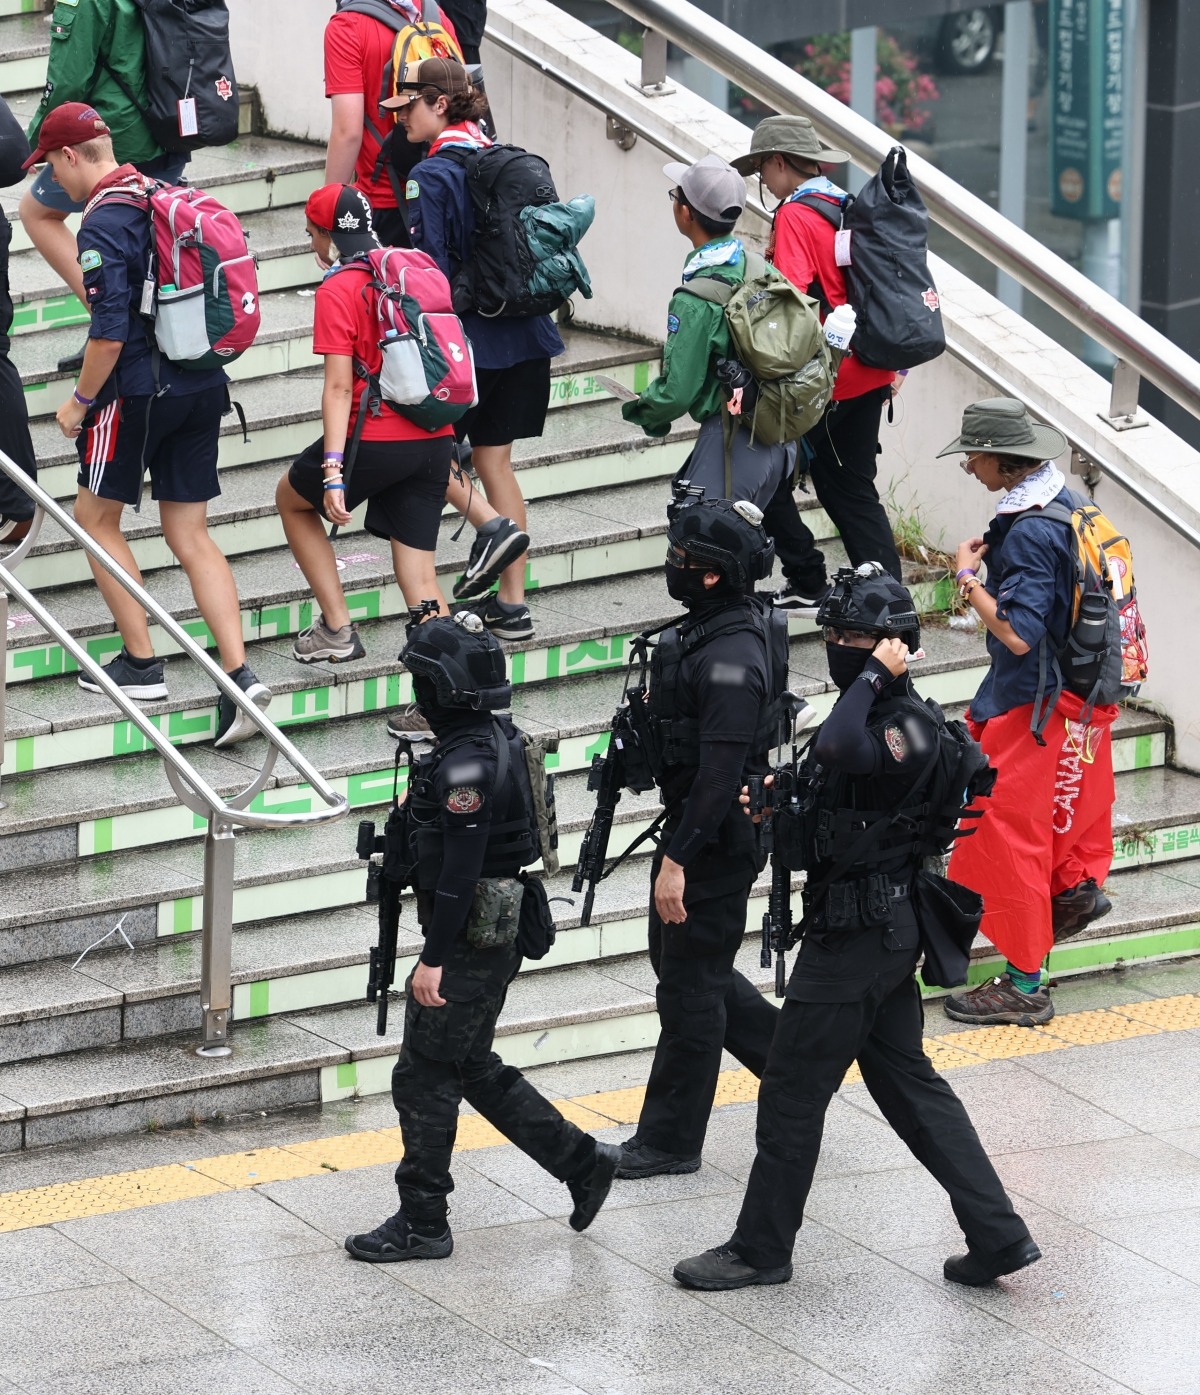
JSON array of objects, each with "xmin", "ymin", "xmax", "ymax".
[{"xmin": 948, "ymin": 692, "xmax": 1118, "ymax": 974}]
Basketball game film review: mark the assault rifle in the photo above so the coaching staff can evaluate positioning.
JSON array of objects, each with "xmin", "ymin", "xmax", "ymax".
[
  {"xmin": 359, "ymin": 736, "xmax": 414, "ymax": 1034},
  {"xmin": 572, "ymin": 633, "xmax": 662, "ymax": 927}
]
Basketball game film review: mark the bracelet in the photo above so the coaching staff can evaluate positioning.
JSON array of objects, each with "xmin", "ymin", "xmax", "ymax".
[
  {"xmin": 959, "ymin": 576, "xmax": 982, "ymax": 601},
  {"xmin": 323, "ymin": 481, "xmax": 346, "ymax": 492},
  {"xmin": 955, "ymin": 567, "xmax": 977, "ymax": 583},
  {"xmin": 323, "ymin": 451, "xmax": 344, "ymax": 466},
  {"xmin": 73, "ymin": 387, "xmax": 96, "ymax": 407}
]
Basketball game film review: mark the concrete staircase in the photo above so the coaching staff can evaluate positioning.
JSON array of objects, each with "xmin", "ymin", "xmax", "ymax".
[{"xmin": 0, "ymin": 42, "xmax": 1197, "ymax": 1152}]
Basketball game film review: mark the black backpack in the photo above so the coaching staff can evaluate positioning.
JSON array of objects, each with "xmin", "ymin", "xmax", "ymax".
[
  {"xmin": 795, "ymin": 146, "xmax": 945, "ymax": 372},
  {"xmin": 439, "ymin": 143, "xmax": 563, "ymax": 318},
  {"xmin": 106, "ymin": 0, "xmax": 239, "ymax": 154}
]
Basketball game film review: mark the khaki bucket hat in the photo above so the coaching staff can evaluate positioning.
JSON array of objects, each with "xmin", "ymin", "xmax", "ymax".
[
  {"xmin": 936, "ymin": 398, "xmax": 1067, "ymax": 462},
  {"xmin": 730, "ymin": 115, "xmax": 850, "ymax": 175}
]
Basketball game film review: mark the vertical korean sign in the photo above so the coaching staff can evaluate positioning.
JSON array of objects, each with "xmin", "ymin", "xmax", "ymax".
[{"xmin": 1050, "ymin": 0, "xmax": 1124, "ymax": 220}]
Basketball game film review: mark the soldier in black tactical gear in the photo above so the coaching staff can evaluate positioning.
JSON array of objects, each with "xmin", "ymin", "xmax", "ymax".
[
  {"xmin": 345, "ymin": 611, "xmax": 619, "ymax": 1263},
  {"xmin": 616, "ymin": 496, "xmax": 787, "ymax": 1180},
  {"xmin": 674, "ymin": 563, "xmax": 1041, "ymax": 1291}
]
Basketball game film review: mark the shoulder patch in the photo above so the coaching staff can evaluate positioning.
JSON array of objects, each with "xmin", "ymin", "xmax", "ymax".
[
  {"xmin": 883, "ymin": 723, "xmax": 908, "ymax": 763},
  {"xmin": 666, "ymin": 313, "xmax": 680, "ymax": 335},
  {"xmin": 405, "ymin": 179, "xmax": 420, "ymax": 201},
  {"xmin": 79, "ymin": 250, "xmax": 102, "ymax": 273},
  {"xmin": 445, "ymin": 785, "xmax": 483, "ymax": 815}
]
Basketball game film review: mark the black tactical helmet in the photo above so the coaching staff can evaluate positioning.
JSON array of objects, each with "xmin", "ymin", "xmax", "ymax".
[
  {"xmin": 817, "ymin": 562, "xmax": 921, "ymax": 650},
  {"xmin": 400, "ymin": 611, "xmax": 512, "ymax": 711},
  {"xmin": 666, "ymin": 494, "xmax": 775, "ymax": 589}
]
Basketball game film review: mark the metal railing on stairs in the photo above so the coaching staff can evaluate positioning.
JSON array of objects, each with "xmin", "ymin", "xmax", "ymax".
[
  {"xmin": 0, "ymin": 452, "xmax": 349, "ymax": 1059},
  {"xmin": 485, "ymin": 1, "xmax": 1200, "ymax": 553}
]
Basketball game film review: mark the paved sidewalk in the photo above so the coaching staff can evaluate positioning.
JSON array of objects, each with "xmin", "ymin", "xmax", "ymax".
[{"xmin": 3, "ymin": 959, "xmax": 1200, "ymax": 1395}]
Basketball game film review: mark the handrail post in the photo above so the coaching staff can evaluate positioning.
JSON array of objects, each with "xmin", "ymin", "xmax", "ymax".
[
  {"xmin": 1102, "ymin": 358, "xmax": 1148, "ymax": 431},
  {"xmin": 197, "ymin": 814, "xmax": 236, "ymax": 1057},
  {"xmin": 630, "ymin": 27, "xmax": 674, "ymax": 96}
]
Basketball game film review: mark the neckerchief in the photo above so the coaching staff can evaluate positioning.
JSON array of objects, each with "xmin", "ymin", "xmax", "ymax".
[
  {"xmin": 681, "ymin": 237, "xmax": 744, "ymax": 280},
  {"xmin": 428, "ymin": 121, "xmax": 492, "ymax": 157},
  {"xmin": 996, "ymin": 461, "xmax": 1066, "ymax": 514}
]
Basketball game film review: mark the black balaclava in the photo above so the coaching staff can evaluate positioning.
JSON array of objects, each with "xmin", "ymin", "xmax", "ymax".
[
  {"xmin": 412, "ymin": 673, "xmax": 479, "ymax": 735},
  {"xmin": 664, "ymin": 557, "xmax": 741, "ymax": 609},
  {"xmin": 825, "ymin": 641, "xmax": 876, "ymax": 691}
]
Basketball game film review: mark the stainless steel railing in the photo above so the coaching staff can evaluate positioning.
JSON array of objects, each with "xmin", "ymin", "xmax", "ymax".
[{"xmin": 0, "ymin": 451, "xmax": 348, "ymax": 1057}]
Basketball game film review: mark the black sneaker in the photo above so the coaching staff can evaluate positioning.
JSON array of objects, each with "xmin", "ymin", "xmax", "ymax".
[
  {"xmin": 1051, "ymin": 878, "xmax": 1113, "ymax": 941},
  {"xmin": 453, "ymin": 517, "xmax": 530, "ymax": 601},
  {"xmin": 944, "ymin": 1236, "xmax": 1042, "ymax": 1287},
  {"xmin": 386, "ymin": 704, "xmax": 433, "ymax": 742},
  {"xmin": 673, "ymin": 1243, "xmax": 792, "ymax": 1291},
  {"xmin": 344, "ymin": 1209, "xmax": 453, "ymax": 1264},
  {"xmin": 214, "ymin": 664, "xmax": 272, "ymax": 748},
  {"xmin": 567, "ymin": 1142, "xmax": 620, "ymax": 1232},
  {"xmin": 771, "ymin": 581, "xmax": 830, "ymax": 615},
  {"xmin": 471, "ymin": 597, "xmax": 534, "ymax": 642},
  {"xmin": 77, "ymin": 648, "xmax": 168, "ymax": 701},
  {"xmin": 614, "ymin": 1137, "xmax": 701, "ymax": 1179},
  {"xmin": 943, "ymin": 975, "xmax": 1054, "ymax": 1027},
  {"xmin": 57, "ymin": 341, "xmax": 87, "ymax": 374}
]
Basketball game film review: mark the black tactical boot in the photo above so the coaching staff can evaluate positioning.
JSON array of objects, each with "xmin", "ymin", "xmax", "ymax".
[
  {"xmin": 673, "ymin": 1243, "xmax": 792, "ymax": 1291},
  {"xmin": 944, "ymin": 1236, "xmax": 1041, "ymax": 1286},
  {"xmin": 567, "ymin": 1142, "xmax": 621, "ymax": 1232},
  {"xmin": 1051, "ymin": 877, "xmax": 1113, "ymax": 940},
  {"xmin": 344, "ymin": 1209, "xmax": 453, "ymax": 1263},
  {"xmin": 615, "ymin": 1137, "xmax": 701, "ymax": 1179}
]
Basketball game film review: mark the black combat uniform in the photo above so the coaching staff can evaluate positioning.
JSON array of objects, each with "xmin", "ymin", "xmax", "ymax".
[
  {"xmin": 346, "ymin": 613, "xmax": 617, "ymax": 1263},
  {"xmin": 676, "ymin": 566, "xmax": 1039, "ymax": 1290},
  {"xmin": 620, "ymin": 497, "xmax": 785, "ymax": 1176},
  {"xmin": 0, "ymin": 97, "xmax": 38, "ymax": 528}
]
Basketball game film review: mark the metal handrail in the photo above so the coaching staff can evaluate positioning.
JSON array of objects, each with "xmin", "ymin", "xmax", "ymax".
[
  {"xmin": 585, "ymin": 0, "xmax": 1200, "ymax": 427},
  {"xmin": 0, "ymin": 451, "xmax": 349, "ymax": 1055}
]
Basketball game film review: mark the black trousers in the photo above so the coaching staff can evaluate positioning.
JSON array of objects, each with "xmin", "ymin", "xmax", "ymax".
[
  {"xmin": 769, "ymin": 386, "xmax": 902, "ymax": 587},
  {"xmin": 392, "ymin": 938, "xmax": 594, "ymax": 1224},
  {"xmin": 731, "ymin": 944, "xmax": 1030, "ymax": 1268},
  {"xmin": 0, "ymin": 348, "xmax": 37, "ymax": 520},
  {"xmin": 636, "ymin": 857, "xmax": 780, "ymax": 1157}
]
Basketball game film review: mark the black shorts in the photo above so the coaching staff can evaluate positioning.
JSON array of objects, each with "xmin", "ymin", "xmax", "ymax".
[
  {"xmin": 289, "ymin": 435, "xmax": 452, "ymax": 550},
  {"xmin": 76, "ymin": 385, "xmax": 224, "ymax": 505},
  {"xmin": 455, "ymin": 357, "xmax": 551, "ymax": 448}
]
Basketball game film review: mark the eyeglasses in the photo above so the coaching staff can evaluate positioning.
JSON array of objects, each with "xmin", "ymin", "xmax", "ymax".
[
  {"xmin": 822, "ymin": 626, "xmax": 879, "ymax": 646},
  {"xmin": 668, "ymin": 189, "xmax": 681, "ymax": 204},
  {"xmin": 666, "ymin": 545, "xmax": 705, "ymax": 569},
  {"xmin": 960, "ymin": 453, "xmax": 988, "ymax": 474}
]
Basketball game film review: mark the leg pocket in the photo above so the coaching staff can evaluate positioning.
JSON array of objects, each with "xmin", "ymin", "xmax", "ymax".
[{"xmin": 406, "ymin": 975, "xmax": 493, "ymax": 1063}]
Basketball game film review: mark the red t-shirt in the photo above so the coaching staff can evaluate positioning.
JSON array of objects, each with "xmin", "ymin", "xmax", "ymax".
[
  {"xmin": 313, "ymin": 264, "xmax": 453, "ymax": 443},
  {"xmin": 769, "ymin": 198, "xmax": 896, "ymax": 403},
  {"xmin": 323, "ymin": 10, "xmax": 458, "ymax": 211}
]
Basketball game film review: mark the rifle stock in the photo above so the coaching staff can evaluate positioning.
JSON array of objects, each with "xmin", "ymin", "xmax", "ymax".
[{"xmin": 572, "ymin": 746, "xmax": 623, "ymax": 927}]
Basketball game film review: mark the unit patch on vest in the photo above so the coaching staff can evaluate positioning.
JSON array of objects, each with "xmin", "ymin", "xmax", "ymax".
[
  {"xmin": 883, "ymin": 723, "xmax": 908, "ymax": 763},
  {"xmin": 446, "ymin": 786, "xmax": 483, "ymax": 815},
  {"xmin": 666, "ymin": 313, "xmax": 680, "ymax": 335},
  {"xmin": 80, "ymin": 250, "xmax": 102, "ymax": 273},
  {"xmin": 406, "ymin": 179, "xmax": 420, "ymax": 201}
]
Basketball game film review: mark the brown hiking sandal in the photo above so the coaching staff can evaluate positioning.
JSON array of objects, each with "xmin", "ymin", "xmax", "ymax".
[{"xmin": 944, "ymin": 975, "xmax": 1054, "ymax": 1027}]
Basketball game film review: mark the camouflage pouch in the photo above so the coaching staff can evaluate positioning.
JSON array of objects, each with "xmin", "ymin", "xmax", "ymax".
[{"xmin": 465, "ymin": 876, "xmax": 525, "ymax": 949}]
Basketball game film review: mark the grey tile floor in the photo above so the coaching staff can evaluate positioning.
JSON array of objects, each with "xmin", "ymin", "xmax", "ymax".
[{"xmin": 3, "ymin": 967, "xmax": 1200, "ymax": 1393}]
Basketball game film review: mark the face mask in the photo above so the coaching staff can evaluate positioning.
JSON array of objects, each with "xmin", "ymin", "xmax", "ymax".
[
  {"xmin": 664, "ymin": 561, "xmax": 715, "ymax": 607},
  {"xmin": 826, "ymin": 642, "xmax": 873, "ymax": 691}
]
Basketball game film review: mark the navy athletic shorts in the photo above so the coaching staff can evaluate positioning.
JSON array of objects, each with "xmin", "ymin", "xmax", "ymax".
[{"xmin": 76, "ymin": 385, "xmax": 225, "ymax": 505}]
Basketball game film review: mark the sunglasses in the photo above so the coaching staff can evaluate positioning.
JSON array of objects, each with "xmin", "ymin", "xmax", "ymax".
[{"xmin": 822, "ymin": 626, "xmax": 879, "ymax": 645}]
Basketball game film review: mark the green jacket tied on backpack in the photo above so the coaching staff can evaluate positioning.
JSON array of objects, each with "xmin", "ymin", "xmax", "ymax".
[
  {"xmin": 29, "ymin": 0, "xmax": 161, "ymax": 167},
  {"xmin": 622, "ymin": 237, "xmax": 745, "ymax": 439}
]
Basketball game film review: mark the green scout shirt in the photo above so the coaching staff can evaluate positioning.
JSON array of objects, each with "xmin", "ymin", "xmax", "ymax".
[
  {"xmin": 29, "ymin": 0, "xmax": 161, "ymax": 167},
  {"xmin": 622, "ymin": 238, "xmax": 746, "ymax": 438}
]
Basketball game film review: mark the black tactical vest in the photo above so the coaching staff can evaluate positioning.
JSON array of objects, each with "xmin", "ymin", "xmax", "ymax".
[
  {"xmin": 407, "ymin": 717, "xmax": 538, "ymax": 892},
  {"xmin": 648, "ymin": 596, "xmax": 789, "ymax": 772}
]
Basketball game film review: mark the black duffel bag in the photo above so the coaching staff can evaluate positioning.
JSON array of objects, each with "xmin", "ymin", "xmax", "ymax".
[{"xmin": 913, "ymin": 868, "xmax": 983, "ymax": 990}]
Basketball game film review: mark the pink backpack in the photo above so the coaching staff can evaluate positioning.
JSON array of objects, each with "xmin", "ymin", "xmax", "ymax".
[
  {"xmin": 83, "ymin": 178, "xmax": 260, "ymax": 370},
  {"xmin": 337, "ymin": 247, "xmax": 477, "ymax": 431}
]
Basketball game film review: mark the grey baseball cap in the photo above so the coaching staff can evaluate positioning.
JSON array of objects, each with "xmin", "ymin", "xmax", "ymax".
[
  {"xmin": 936, "ymin": 398, "xmax": 1067, "ymax": 462},
  {"xmin": 730, "ymin": 115, "xmax": 850, "ymax": 175},
  {"xmin": 663, "ymin": 154, "xmax": 747, "ymax": 223}
]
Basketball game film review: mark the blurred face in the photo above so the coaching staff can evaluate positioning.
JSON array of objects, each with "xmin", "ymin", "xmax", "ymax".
[{"xmin": 396, "ymin": 91, "xmax": 448, "ymax": 144}]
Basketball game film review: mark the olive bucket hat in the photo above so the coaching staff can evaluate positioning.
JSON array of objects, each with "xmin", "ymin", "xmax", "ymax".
[
  {"xmin": 936, "ymin": 397, "xmax": 1067, "ymax": 463},
  {"xmin": 730, "ymin": 115, "xmax": 850, "ymax": 175}
]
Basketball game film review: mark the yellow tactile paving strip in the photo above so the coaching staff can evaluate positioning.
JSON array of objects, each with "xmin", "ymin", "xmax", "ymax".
[{"xmin": 1, "ymin": 991, "xmax": 1198, "ymax": 1235}]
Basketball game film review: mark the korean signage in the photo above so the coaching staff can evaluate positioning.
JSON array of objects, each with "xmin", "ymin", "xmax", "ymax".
[{"xmin": 1050, "ymin": 0, "xmax": 1124, "ymax": 221}]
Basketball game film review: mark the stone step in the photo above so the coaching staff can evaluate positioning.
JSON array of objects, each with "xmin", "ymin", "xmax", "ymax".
[
  {"xmin": 9, "ymin": 205, "xmax": 323, "ymax": 338},
  {"xmin": 0, "ymin": 0, "xmax": 48, "ymax": 20},
  {"xmin": 0, "ymin": 577, "xmax": 982, "ymax": 779},
  {"xmin": 25, "ymin": 326, "xmax": 663, "ymax": 499},
  {"xmin": 1, "ymin": 130, "xmax": 327, "ymax": 255},
  {"xmin": 0, "ymin": 12, "xmax": 48, "ymax": 94}
]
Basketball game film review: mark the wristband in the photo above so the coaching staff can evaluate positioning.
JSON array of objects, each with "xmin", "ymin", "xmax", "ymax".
[
  {"xmin": 959, "ymin": 576, "xmax": 982, "ymax": 601},
  {"xmin": 323, "ymin": 451, "xmax": 344, "ymax": 465},
  {"xmin": 323, "ymin": 481, "xmax": 346, "ymax": 492},
  {"xmin": 73, "ymin": 387, "xmax": 96, "ymax": 407},
  {"xmin": 955, "ymin": 567, "xmax": 977, "ymax": 583}
]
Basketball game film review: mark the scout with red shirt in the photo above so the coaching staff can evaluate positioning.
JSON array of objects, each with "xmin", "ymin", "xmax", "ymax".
[
  {"xmin": 276, "ymin": 183, "xmax": 454, "ymax": 674},
  {"xmin": 940, "ymin": 399, "xmax": 1119, "ymax": 1026},
  {"xmin": 732, "ymin": 117, "xmax": 899, "ymax": 611},
  {"xmin": 323, "ymin": 0, "xmax": 461, "ymax": 248}
]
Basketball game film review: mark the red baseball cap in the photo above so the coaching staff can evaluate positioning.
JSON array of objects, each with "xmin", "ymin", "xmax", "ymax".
[{"xmin": 22, "ymin": 102, "xmax": 112, "ymax": 170}]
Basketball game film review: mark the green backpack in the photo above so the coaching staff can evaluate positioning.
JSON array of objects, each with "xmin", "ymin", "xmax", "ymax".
[{"xmin": 678, "ymin": 250, "xmax": 835, "ymax": 461}]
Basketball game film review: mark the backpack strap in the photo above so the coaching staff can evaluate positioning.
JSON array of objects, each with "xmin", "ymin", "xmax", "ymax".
[{"xmin": 788, "ymin": 193, "xmax": 844, "ymax": 231}]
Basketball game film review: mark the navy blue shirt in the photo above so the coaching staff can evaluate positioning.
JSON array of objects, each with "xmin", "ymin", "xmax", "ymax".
[
  {"xmin": 405, "ymin": 149, "xmax": 564, "ymax": 372},
  {"xmin": 969, "ymin": 486, "xmax": 1076, "ymax": 721},
  {"xmin": 78, "ymin": 171, "xmax": 227, "ymax": 401}
]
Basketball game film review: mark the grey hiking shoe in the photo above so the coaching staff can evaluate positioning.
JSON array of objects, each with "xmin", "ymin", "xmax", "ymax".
[
  {"xmin": 453, "ymin": 516, "xmax": 530, "ymax": 601},
  {"xmin": 214, "ymin": 664, "xmax": 272, "ymax": 748},
  {"xmin": 943, "ymin": 975, "xmax": 1054, "ymax": 1027},
  {"xmin": 386, "ymin": 704, "xmax": 433, "ymax": 741},
  {"xmin": 293, "ymin": 616, "xmax": 365, "ymax": 664}
]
